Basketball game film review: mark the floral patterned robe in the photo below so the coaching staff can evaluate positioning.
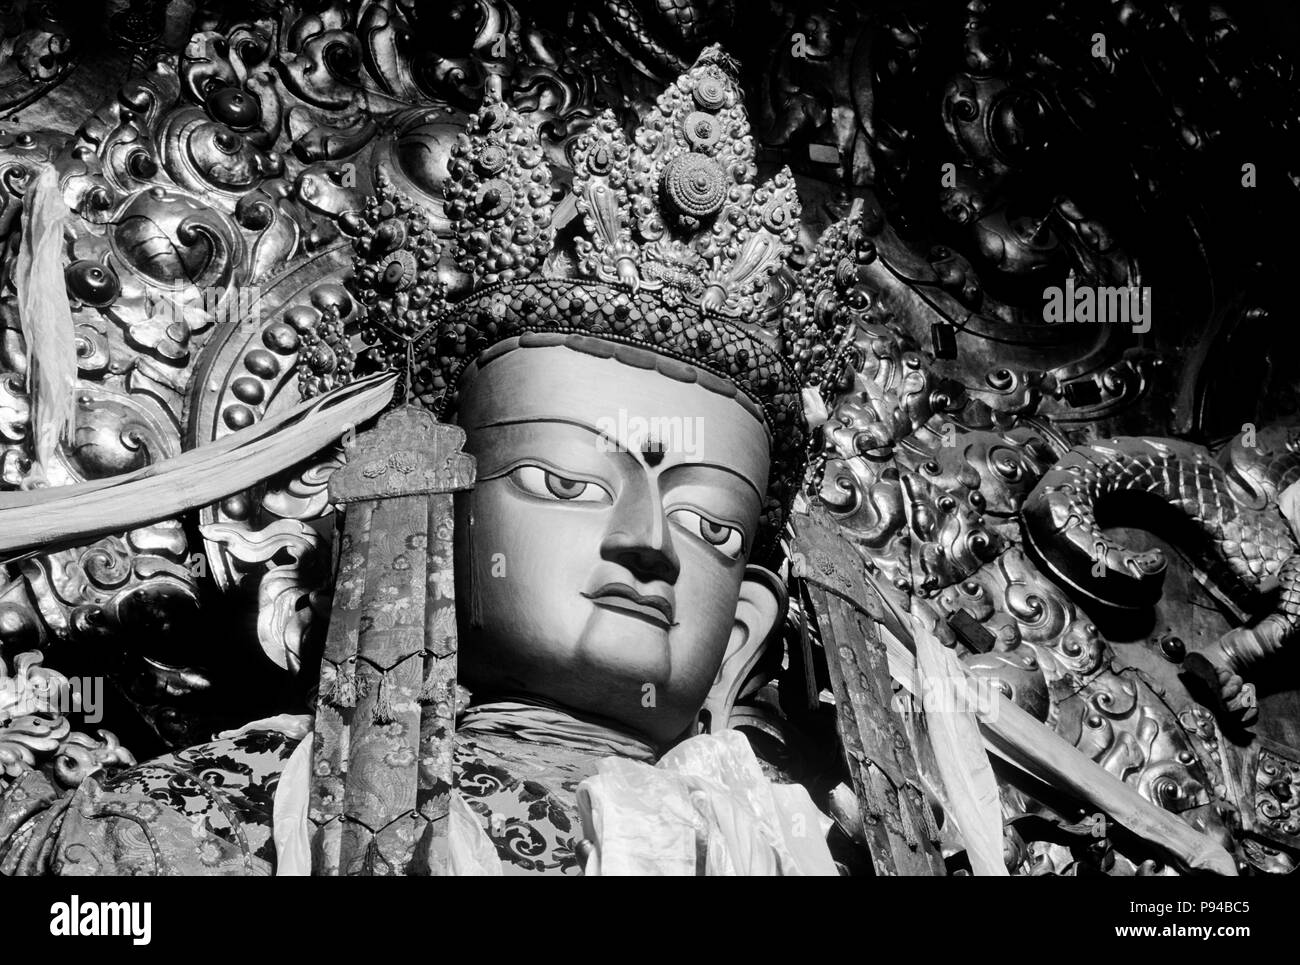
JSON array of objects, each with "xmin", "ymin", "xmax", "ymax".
[{"xmin": 0, "ymin": 728, "xmax": 604, "ymax": 876}]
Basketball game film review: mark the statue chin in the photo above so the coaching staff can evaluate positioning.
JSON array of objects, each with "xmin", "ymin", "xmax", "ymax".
[{"xmin": 450, "ymin": 341, "xmax": 773, "ymax": 744}]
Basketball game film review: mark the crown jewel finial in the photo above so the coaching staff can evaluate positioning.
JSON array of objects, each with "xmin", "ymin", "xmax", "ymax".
[
  {"xmin": 568, "ymin": 44, "xmax": 800, "ymax": 315},
  {"xmin": 443, "ymin": 100, "xmax": 555, "ymax": 288}
]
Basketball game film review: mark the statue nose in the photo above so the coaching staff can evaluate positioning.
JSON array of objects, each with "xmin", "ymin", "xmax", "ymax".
[{"xmin": 600, "ymin": 483, "xmax": 680, "ymax": 584}]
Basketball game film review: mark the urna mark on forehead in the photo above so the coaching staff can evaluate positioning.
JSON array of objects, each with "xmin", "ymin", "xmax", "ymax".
[{"xmin": 453, "ymin": 336, "xmax": 772, "ymax": 490}]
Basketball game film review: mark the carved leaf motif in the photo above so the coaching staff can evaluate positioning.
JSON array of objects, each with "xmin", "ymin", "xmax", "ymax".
[
  {"xmin": 0, "ymin": 651, "xmax": 71, "ymax": 723},
  {"xmin": 201, "ymin": 519, "xmax": 325, "ymax": 672},
  {"xmin": 52, "ymin": 729, "xmax": 135, "ymax": 789},
  {"xmin": 262, "ymin": 449, "xmax": 344, "ymax": 521},
  {"xmin": 0, "ymin": 651, "xmax": 72, "ymax": 778},
  {"xmin": 0, "ymin": 371, "xmax": 29, "ymax": 445},
  {"xmin": 0, "ymin": 714, "xmax": 70, "ymax": 776},
  {"xmin": 0, "ymin": 647, "xmax": 138, "ymax": 785}
]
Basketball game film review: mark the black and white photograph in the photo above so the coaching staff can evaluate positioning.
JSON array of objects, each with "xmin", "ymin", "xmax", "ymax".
[{"xmin": 0, "ymin": 0, "xmax": 1294, "ymax": 937}]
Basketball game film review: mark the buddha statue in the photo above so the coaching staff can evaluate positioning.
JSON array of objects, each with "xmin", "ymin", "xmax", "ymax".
[
  {"xmin": 1, "ymin": 20, "xmax": 1261, "ymax": 881},
  {"xmin": 453, "ymin": 339, "xmax": 780, "ymax": 747},
  {"xmin": 0, "ymin": 47, "xmax": 837, "ymax": 877}
]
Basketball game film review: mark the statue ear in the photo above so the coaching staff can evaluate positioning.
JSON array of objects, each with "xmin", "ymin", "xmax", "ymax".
[{"xmin": 702, "ymin": 565, "xmax": 787, "ymax": 733}]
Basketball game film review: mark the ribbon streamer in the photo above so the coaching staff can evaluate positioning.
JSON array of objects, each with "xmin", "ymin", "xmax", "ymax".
[
  {"xmin": 910, "ymin": 600, "xmax": 1008, "ymax": 876},
  {"xmin": 14, "ymin": 165, "xmax": 75, "ymax": 476}
]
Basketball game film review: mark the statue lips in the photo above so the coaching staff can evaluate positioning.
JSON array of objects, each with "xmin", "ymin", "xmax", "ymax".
[{"xmin": 582, "ymin": 583, "xmax": 676, "ymax": 629}]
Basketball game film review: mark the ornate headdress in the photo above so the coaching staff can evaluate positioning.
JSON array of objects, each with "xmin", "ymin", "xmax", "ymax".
[
  {"xmin": 780, "ymin": 198, "xmax": 879, "ymax": 396},
  {"xmin": 297, "ymin": 46, "xmax": 808, "ymax": 549}
]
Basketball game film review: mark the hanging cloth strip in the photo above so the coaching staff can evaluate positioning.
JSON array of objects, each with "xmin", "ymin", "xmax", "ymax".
[
  {"xmin": 309, "ymin": 406, "xmax": 477, "ymax": 876},
  {"xmin": 14, "ymin": 164, "xmax": 75, "ymax": 478}
]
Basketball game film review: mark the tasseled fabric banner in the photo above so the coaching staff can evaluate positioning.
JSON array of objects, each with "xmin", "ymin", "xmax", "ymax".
[
  {"xmin": 309, "ymin": 407, "xmax": 475, "ymax": 876},
  {"xmin": 790, "ymin": 505, "xmax": 947, "ymax": 876},
  {"xmin": 14, "ymin": 165, "xmax": 75, "ymax": 476}
]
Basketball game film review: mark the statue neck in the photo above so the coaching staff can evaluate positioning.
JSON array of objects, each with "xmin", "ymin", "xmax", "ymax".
[{"xmin": 457, "ymin": 695, "xmax": 660, "ymax": 763}]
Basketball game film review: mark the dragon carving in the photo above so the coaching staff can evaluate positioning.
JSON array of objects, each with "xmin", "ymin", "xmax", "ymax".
[{"xmin": 1023, "ymin": 433, "xmax": 1300, "ymax": 724}]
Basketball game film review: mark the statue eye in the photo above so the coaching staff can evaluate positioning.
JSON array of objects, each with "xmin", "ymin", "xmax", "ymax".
[
  {"xmin": 668, "ymin": 508, "xmax": 744, "ymax": 560},
  {"xmin": 509, "ymin": 465, "xmax": 610, "ymax": 503}
]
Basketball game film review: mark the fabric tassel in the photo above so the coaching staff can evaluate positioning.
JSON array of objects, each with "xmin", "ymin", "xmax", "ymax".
[
  {"xmin": 372, "ymin": 670, "xmax": 395, "ymax": 724},
  {"xmin": 15, "ymin": 165, "xmax": 76, "ymax": 476},
  {"xmin": 467, "ymin": 508, "xmax": 484, "ymax": 629},
  {"xmin": 318, "ymin": 663, "xmax": 339, "ymax": 707},
  {"xmin": 418, "ymin": 664, "xmax": 439, "ymax": 705},
  {"xmin": 318, "ymin": 660, "xmax": 365, "ymax": 710},
  {"xmin": 864, "ymin": 766, "xmax": 888, "ymax": 820},
  {"xmin": 896, "ymin": 782, "xmax": 920, "ymax": 848},
  {"xmin": 912, "ymin": 780, "xmax": 942, "ymax": 842},
  {"xmin": 333, "ymin": 659, "xmax": 361, "ymax": 708},
  {"xmin": 360, "ymin": 835, "xmax": 391, "ymax": 875}
]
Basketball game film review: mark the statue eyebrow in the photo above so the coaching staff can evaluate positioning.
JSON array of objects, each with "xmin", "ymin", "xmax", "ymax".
[
  {"xmin": 658, "ymin": 461, "xmax": 763, "ymax": 502},
  {"xmin": 470, "ymin": 416, "xmax": 614, "ymax": 445}
]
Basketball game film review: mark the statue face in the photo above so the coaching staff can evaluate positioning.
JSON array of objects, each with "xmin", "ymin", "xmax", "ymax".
[{"xmin": 453, "ymin": 343, "xmax": 775, "ymax": 743}]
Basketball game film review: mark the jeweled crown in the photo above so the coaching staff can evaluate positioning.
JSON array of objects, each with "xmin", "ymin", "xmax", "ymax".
[
  {"xmin": 781, "ymin": 198, "xmax": 876, "ymax": 393},
  {"xmin": 298, "ymin": 46, "xmax": 810, "ymax": 551}
]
